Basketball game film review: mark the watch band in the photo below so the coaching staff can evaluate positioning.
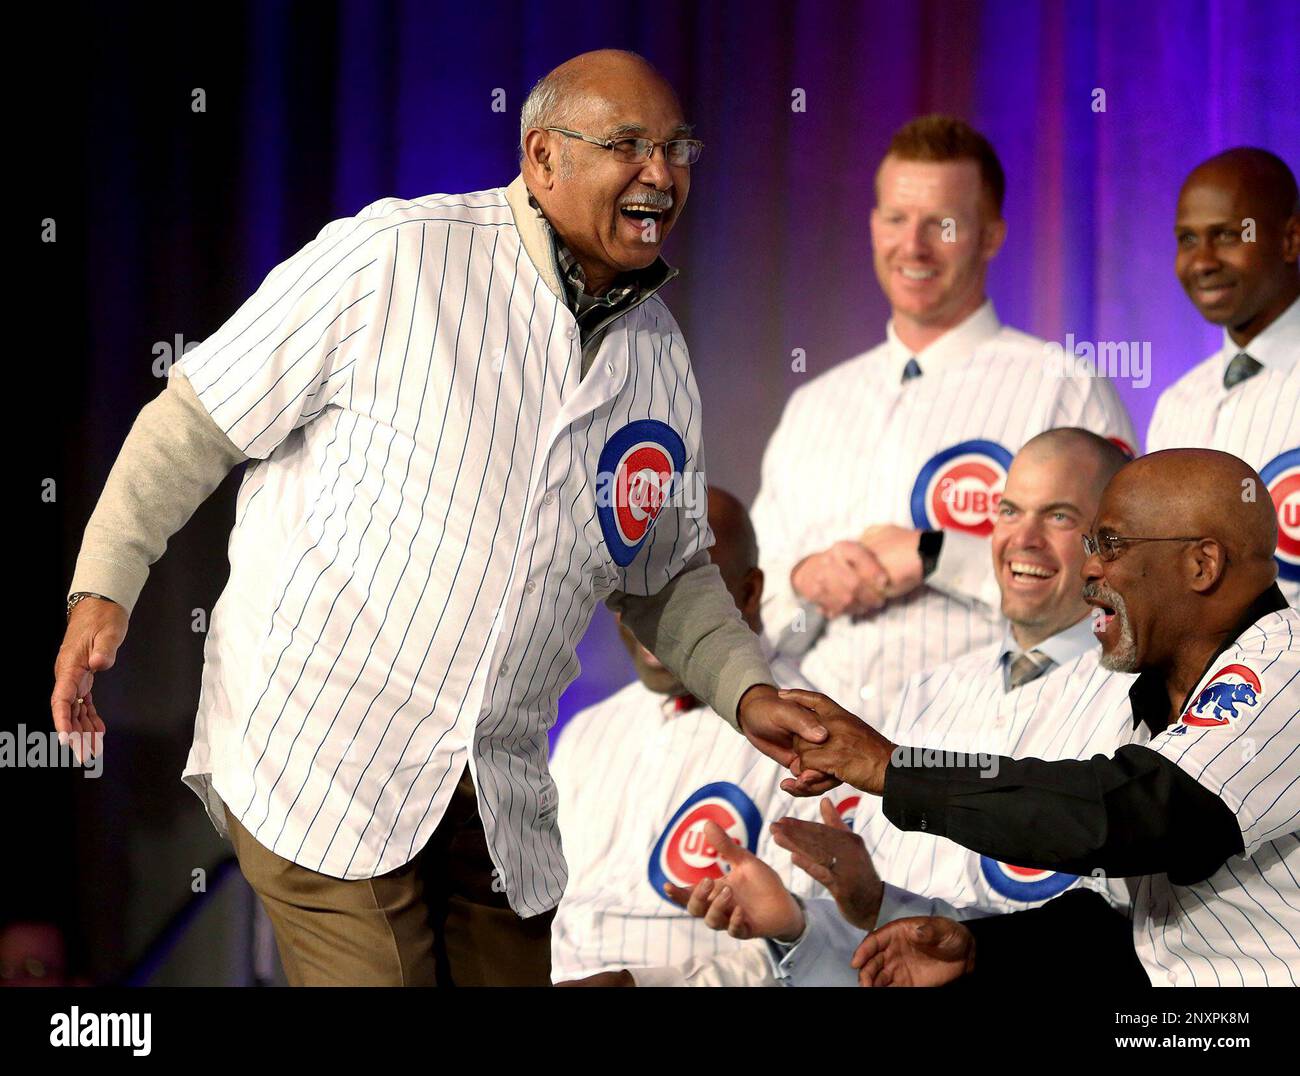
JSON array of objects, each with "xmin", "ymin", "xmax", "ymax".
[
  {"xmin": 66, "ymin": 591, "xmax": 115, "ymax": 619},
  {"xmin": 918, "ymin": 529, "xmax": 944, "ymax": 578}
]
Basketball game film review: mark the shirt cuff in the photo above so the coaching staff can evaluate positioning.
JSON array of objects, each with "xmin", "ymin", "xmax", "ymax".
[
  {"xmin": 881, "ymin": 755, "xmax": 954, "ymax": 837},
  {"xmin": 68, "ymin": 556, "xmax": 148, "ymax": 616},
  {"xmin": 766, "ymin": 897, "xmax": 862, "ymax": 988}
]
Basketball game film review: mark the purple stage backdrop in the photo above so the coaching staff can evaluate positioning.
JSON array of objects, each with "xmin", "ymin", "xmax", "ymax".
[{"xmin": 32, "ymin": 0, "xmax": 1298, "ymax": 981}]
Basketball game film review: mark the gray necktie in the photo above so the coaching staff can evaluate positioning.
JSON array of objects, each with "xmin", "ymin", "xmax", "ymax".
[
  {"xmin": 1223, "ymin": 352, "xmax": 1263, "ymax": 390},
  {"xmin": 1006, "ymin": 649, "xmax": 1054, "ymax": 691},
  {"xmin": 902, "ymin": 357, "xmax": 923, "ymax": 383}
]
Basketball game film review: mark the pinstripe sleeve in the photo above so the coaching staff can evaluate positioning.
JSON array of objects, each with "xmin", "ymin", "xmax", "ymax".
[{"xmin": 173, "ymin": 208, "xmax": 388, "ymax": 458}]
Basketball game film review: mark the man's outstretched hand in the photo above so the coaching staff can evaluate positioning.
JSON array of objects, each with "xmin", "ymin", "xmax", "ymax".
[
  {"xmin": 853, "ymin": 915, "xmax": 975, "ymax": 987},
  {"xmin": 51, "ymin": 597, "xmax": 127, "ymax": 764},
  {"xmin": 776, "ymin": 689, "xmax": 895, "ymax": 796},
  {"xmin": 662, "ymin": 820, "xmax": 805, "ymax": 942},
  {"xmin": 737, "ymin": 684, "xmax": 838, "ymax": 795}
]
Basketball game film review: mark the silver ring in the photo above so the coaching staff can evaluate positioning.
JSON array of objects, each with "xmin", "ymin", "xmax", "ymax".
[{"xmin": 828, "ymin": 855, "xmax": 838, "ymax": 872}]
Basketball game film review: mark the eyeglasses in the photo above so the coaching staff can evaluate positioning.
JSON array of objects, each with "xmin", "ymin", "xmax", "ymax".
[
  {"xmin": 1082, "ymin": 531, "xmax": 1204, "ymax": 561},
  {"xmin": 544, "ymin": 127, "xmax": 704, "ymax": 167}
]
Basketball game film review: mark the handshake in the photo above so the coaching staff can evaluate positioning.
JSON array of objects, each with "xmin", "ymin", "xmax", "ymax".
[
  {"xmin": 778, "ymin": 688, "xmax": 898, "ymax": 799},
  {"xmin": 790, "ymin": 524, "xmax": 927, "ymax": 619}
]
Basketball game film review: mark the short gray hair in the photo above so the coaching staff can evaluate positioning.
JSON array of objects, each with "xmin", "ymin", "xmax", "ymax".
[{"xmin": 519, "ymin": 72, "xmax": 586, "ymax": 156}]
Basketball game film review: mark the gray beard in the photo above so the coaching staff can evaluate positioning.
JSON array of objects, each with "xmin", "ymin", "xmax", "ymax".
[{"xmin": 1098, "ymin": 606, "xmax": 1138, "ymax": 672}]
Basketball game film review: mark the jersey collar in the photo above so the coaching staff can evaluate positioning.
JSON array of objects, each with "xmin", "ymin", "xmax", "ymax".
[
  {"xmin": 1216, "ymin": 294, "xmax": 1300, "ymax": 374},
  {"xmin": 885, "ymin": 299, "xmax": 1001, "ymax": 381}
]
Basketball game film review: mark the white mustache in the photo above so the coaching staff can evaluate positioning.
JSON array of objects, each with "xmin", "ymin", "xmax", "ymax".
[{"xmin": 618, "ymin": 194, "xmax": 674, "ymax": 211}]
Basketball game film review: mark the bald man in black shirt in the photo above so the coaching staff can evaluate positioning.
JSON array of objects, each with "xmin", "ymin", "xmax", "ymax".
[{"xmin": 777, "ymin": 448, "xmax": 1298, "ymax": 986}]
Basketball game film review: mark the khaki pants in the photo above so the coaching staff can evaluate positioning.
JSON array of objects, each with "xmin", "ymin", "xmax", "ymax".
[{"xmin": 223, "ymin": 767, "xmax": 555, "ymax": 986}]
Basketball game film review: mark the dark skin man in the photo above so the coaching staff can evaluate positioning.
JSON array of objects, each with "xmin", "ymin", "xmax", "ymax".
[{"xmin": 1174, "ymin": 147, "xmax": 1300, "ymax": 349}]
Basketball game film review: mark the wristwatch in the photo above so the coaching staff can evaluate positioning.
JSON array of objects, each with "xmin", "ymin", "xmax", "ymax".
[
  {"xmin": 66, "ymin": 592, "xmax": 116, "ymax": 619},
  {"xmin": 918, "ymin": 529, "xmax": 944, "ymax": 578}
]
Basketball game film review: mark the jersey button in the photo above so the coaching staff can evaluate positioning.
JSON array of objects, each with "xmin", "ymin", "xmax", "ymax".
[
  {"xmin": 543, "ymin": 491, "xmax": 555, "ymax": 505},
  {"xmin": 499, "ymin": 661, "xmax": 509, "ymax": 677},
  {"xmin": 606, "ymin": 361, "xmax": 616, "ymax": 378},
  {"xmin": 524, "ymin": 581, "xmax": 536, "ymax": 594}
]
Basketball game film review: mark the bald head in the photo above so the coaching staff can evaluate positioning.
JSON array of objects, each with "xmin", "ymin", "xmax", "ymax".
[
  {"xmin": 1018, "ymin": 427, "xmax": 1128, "ymax": 501},
  {"xmin": 1182, "ymin": 148, "xmax": 1300, "ymax": 222},
  {"xmin": 520, "ymin": 50, "xmax": 682, "ymax": 153},
  {"xmin": 1109, "ymin": 450, "xmax": 1277, "ymax": 571}
]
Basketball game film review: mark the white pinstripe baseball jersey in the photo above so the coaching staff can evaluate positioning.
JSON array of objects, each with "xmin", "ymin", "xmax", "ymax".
[
  {"xmin": 548, "ymin": 653, "xmax": 857, "ymax": 980},
  {"xmin": 1132, "ymin": 605, "xmax": 1300, "ymax": 986},
  {"xmin": 751, "ymin": 301, "xmax": 1136, "ymax": 724},
  {"xmin": 175, "ymin": 187, "xmax": 713, "ymax": 915},
  {"xmin": 1147, "ymin": 297, "xmax": 1299, "ymax": 605}
]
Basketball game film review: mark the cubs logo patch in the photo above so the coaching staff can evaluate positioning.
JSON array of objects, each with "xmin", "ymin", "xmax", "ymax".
[
  {"xmin": 835, "ymin": 795, "xmax": 860, "ymax": 829},
  {"xmin": 648, "ymin": 782, "xmax": 762, "ymax": 904},
  {"xmin": 979, "ymin": 857, "xmax": 1078, "ymax": 902},
  {"xmin": 1181, "ymin": 663, "xmax": 1263, "ymax": 728},
  {"xmin": 910, "ymin": 440, "xmax": 1013, "ymax": 537},
  {"xmin": 596, "ymin": 420, "xmax": 687, "ymax": 567},
  {"xmin": 1261, "ymin": 448, "xmax": 1300, "ymax": 583}
]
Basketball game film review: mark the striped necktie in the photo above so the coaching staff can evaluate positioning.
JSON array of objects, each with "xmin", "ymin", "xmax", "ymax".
[
  {"xmin": 1223, "ymin": 352, "xmax": 1262, "ymax": 390},
  {"xmin": 1006, "ymin": 649, "xmax": 1054, "ymax": 691},
  {"xmin": 902, "ymin": 357, "xmax": 923, "ymax": 382}
]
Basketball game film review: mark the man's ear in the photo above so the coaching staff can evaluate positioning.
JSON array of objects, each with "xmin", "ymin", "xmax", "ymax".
[
  {"xmin": 1281, "ymin": 212, "xmax": 1300, "ymax": 264},
  {"xmin": 741, "ymin": 567, "xmax": 764, "ymax": 627},
  {"xmin": 1187, "ymin": 538, "xmax": 1228, "ymax": 593},
  {"xmin": 981, "ymin": 215, "xmax": 1008, "ymax": 263},
  {"xmin": 522, "ymin": 128, "xmax": 556, "ymax": 190}
]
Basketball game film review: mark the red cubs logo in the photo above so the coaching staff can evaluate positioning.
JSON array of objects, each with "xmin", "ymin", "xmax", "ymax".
[
  {"xmin": 1181, "ymin": 664, "xmax": 1263, "ymax": 728},
  {"xmin": 612, "ymin": 442, "xmax": 673, "ymax": 546},
  {"xmin": 910, "ymin": 440, "xmax": 1014, "ymax": 538},
  {"xmin": 1262, "ymin": 449, "xmax": 1300, "ymax": 583},
  {"xmin": 835, "ymin": 795, "xmax": 860, "ymax": 829},
  {"xmin": 597, "ymin": 420, "xmax": 687, "ymax": 568},
  {"xmin": 648, "ymin": 782, "xmax": 762, "ymax": 902}
]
